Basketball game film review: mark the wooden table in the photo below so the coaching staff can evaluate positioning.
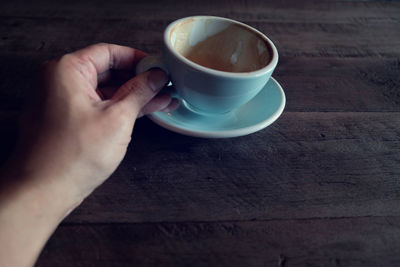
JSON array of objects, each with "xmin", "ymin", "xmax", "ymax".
[{"xmin": 1, "ymin": 0, "xmax": 400, "ymax": 266}]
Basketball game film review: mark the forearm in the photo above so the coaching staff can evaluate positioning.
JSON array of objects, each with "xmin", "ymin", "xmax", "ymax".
[{"xmin": 0, "ymin": 164, "xmax": 80, "ymax": 267}]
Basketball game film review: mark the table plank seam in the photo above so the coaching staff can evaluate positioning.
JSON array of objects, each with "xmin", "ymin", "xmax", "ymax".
[{"xmin": 60, "ymin": 214, "xmax": 400, "ymax": 227}]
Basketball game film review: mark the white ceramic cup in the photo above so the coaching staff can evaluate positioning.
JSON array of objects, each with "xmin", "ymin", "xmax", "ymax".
[{"xmin": 136, "ymin": 16, "xmax": 278, "ymax": 115}]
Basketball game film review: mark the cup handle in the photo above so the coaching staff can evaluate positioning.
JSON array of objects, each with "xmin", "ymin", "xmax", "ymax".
[
  {"xmin": 136, "ymin": 55, "xmax": 177, "ymax": 97},
  {"xmin": 135, "ymin": 55, "xmax": 169, "ymax": 75}
]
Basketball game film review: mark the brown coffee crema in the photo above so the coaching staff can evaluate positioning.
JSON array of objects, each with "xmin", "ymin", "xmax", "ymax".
[{"xmin": 171, "ymin": 22, "xmax": 272, "ymax": 72}]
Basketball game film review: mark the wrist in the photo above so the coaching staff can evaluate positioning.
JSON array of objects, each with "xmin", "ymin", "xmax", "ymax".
[
  {"xmin": 0, "ymin": 161, "xmax": 82, "ymax": 267},
  {"xmin": 1, "ymin": 159, "xmax": 84, "ymax": 222}
]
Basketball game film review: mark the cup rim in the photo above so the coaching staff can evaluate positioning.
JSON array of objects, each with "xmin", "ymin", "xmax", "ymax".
[{"xmin": 164, "ymin": 15, "xmax": 278, "ymax": 78}]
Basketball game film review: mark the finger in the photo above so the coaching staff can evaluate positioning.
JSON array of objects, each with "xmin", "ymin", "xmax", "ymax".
[
  {"xmin": 70, "ymin": 43, "xmax": 146, "ymax": 74},
  {"xmin": 137, "ymin": 93, "xmax": 173, "ymax": 117},
  {"xmin": 65, "ymin": 43, "xmax": 146, "ymax": 90},
  {"xmin": 112, "ymin": 69, "xmax": 169, "ymax": 117},
  {"xmin": 160, "ymin": 98, "xmax": 180, "ymax": 112},
  {"xmin": 138, "ymin": 96, "xmax": 180, "ymax": 117}
]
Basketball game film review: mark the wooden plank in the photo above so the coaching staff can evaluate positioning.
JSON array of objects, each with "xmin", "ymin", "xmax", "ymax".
[
  {"xmin": 275, "ymin": 57, "xmax": 400, "ymax": 112},
  {"xmin": 0, "ymin": 2, "xmax": 398, "ymax": 111},
  {"xmin": 58, "ymin": 112, "xmax": 400, "ymax": 223},
  {"xmin": 0, "ymin": 11, "xmax": 399, "ymax": 58},
  {"xmin": 0, "ymin": 57, "xmax": 399, "ymax": 112},
  {"xmin": 0, "ymin": 112, "xmax": 399, "ymax": 222},
  {"xmin": 0, "ymin": 111, "xmax": 399, "ymax": 222},
  {"xmin": 0, "ymin": 1, "xmax": 398, "ymax": 266},
  {"xmin": 1, "ymin": 0, "xmax": 399, "ymax": 23},
  {"xmin": 36, "ymin": 216, "xmax": 400, "ymax": 267}
]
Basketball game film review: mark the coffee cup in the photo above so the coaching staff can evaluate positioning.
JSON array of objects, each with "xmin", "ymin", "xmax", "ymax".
[{"xmin": 136, "ymin": 16, "xmax": 278, "ymax": 115}]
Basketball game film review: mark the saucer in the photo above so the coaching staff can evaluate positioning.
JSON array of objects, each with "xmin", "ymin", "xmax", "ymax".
[{"xmin": 147, "ymin": 77, "xmax": 286, "ymax": 138}]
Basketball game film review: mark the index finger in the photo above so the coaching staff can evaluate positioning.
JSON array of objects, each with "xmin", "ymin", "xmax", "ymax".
[{"xmin": 69, "ymin": 43, "xmax": 147, "ymax": 75}]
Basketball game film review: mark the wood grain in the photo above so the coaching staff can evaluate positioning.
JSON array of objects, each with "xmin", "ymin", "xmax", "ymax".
[
  {"xmin": 37, "ymin": 216, "xmax": 400, "ymax": 267},
  {"xmin": 1, "ymin": 56, "xmax": 399, "ymax": 112},
  {"xmin": 1, "ymin": 5, "xmax": 399, "ymax": 57},
  {"xmin": 62, "ymin": 112, "xmax": 400, "ymax": 223},
  {"xmin": 0, "ymin": 111, "xmax": 399, "ymax": 223},
  {"xmin": 1, "ymin": 1, "xmax": 399, "ymax": 112},
  {"xmin": 0, "ymin": 0, "xmax": 399, "ymax": 266}
]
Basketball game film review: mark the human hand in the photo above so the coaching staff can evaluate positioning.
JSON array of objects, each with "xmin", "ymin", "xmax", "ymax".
[
  {"xmin": 0, "ymin": 43, "xmax": 179, "ymax": 267},
  {"xmin": 6, "ymin": 43, "xmax": 178, "ymax": 210}
]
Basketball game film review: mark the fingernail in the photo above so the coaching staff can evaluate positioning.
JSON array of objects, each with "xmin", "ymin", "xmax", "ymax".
[{"xmin": 147, "ymin": 69, "xmax": 168, "ymax": 92}]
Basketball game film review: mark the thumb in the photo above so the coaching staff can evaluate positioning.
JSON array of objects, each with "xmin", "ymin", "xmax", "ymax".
[{"xmin": 112, "ymin": 69, "xmax": 168, "ymax": 117}]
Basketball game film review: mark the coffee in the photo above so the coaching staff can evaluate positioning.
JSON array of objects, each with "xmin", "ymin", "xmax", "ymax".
[{"xmin": 171, "ymin": 22, "xmax": 271, "ymax": 72}]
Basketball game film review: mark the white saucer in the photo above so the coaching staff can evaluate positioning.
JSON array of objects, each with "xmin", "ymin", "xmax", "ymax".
[{"xmin": 147, "ymin": 77, "xmax": 286, "ymax": 138}]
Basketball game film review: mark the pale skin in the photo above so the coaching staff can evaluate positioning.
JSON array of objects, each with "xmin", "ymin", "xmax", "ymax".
[{"xmin": 0, "ymin": 43, "xmax": 178, "ymax": 267}]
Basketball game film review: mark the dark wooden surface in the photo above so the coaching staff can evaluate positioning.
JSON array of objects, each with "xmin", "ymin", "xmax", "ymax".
[{"xmin": 1, "ymin": 0, "xmax": 400, "ymax": 266}]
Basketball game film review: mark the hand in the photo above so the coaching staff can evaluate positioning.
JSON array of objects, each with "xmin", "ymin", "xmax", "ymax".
[
  {"xmin": 12, "ymin": 43, "xmax": 178, "ymax": 204},
  {"xmin": 0, "ymin": 43, "xmax": 178, "ymax": 267}
]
